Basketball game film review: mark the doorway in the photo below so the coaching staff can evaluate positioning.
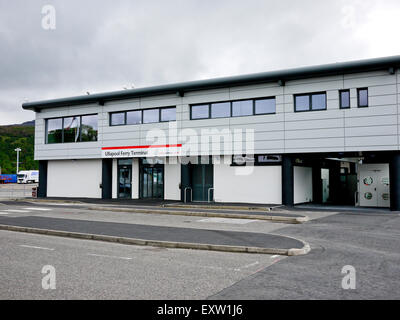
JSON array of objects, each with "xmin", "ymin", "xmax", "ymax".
[
  {"xmin": 118, "ymin": 159, "xmax": 132, "ymax": 199},
  {"xmin": 140, "ymin": 160, "xmax": 164, "ymax": 199},
  {"xmin": 192, "ymin": 163, "xmax": 213, "ymax": 202}
]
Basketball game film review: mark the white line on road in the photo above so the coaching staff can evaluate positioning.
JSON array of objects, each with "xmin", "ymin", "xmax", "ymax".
[
  {"xmin": 87, "ymin": 253, "xmax": 132, "ymax": 260},
  {"xmin": 25, "ymin": 207, "xmax": 52, "ymax": 211},
  {"xmin": 234, "ymin": 261, "xmax": 260, "ymax": 271},
  {"xmin": 197, "ymin": 217, "xmax": 257, "ymax": 225},
  {"xmin": 3, "ymin": 209, "xmax": 31, "ymax": 213},
  {"xmin": 271, "ymin": 255, "xmax": 281, "ymax": 259},
  {"xmin": 19, "ymin": 244, "xmax": 55, "ymax": 251},
  {"xmin": 0, "ymin": 212, "xmax": 10, "ymax": 215}
]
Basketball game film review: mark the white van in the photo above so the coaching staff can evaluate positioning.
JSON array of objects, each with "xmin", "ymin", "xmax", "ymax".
[{"xmin": 17, "ymin": 170, "xmax": 39, "ymax": 184}]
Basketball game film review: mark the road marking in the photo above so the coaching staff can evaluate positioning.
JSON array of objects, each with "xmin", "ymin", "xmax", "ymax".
[
  {"xmin": 25, "ymin": 207, "xmax": 52, "ymax": 211},
  {"xmin": 197, "ymin": 217, "xmax": 257, "ymax": 225},
  {"xmin": 271, "ymin": 255, "xmax": 281, "ymax": 259},
  {"xmin": 234, "ymin": 261, "xmax": 260, "ymax": 271},
  {"xmin": 19, "ymin": 245, "xmax": 55, "ymax": 251},
  {"xmin": 88, "ymin": 253, "xmax": 132, "ymax": 260},
  {"xmin": 0, "ymin": 212, "xmax": 10, "ymax": 215},
  {"xmin": 3, "ymin": 209, "xmax": 30, "ymax": 213}
]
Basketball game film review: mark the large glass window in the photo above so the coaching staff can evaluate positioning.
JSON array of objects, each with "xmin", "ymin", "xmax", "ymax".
[
  {"xmin": 81, "ymin": 115, "xmax": 98, "ymax": 142},
  {"xmin": 358, "ymin": 88, "xmax": 368, "ymax": 107},
  {"xmin": 63, "ymin": 116, "xmax": 81, "ymax": 143},
  {"xmin": 46, "ymin": 114, "xmax": 98, "ymax": 144},
  {"xmin": 110, "ymin": 112, "xmax": 125, "ymax": 126},
  {"xmin": 126, "ymin": 110, "xmax": 142, "ymax": 125},
  {"xmin": 211, "ymin": 102, "xmax": 231, "ymax": 118},
  {"xmin": 340, "ymin": 90, "xmax": 350, "ymax": 109},
  {"xmin": 232, "ymin": 100, "xmax": 253, "ymax": 117},
  {"xmin": 46, "ymin": 118, "xmax": 63, "ymax": 144},
  {"xmin": 160, "ymin": 107, "xmax": 176, "ymax": 122},
  {"xmin": 255, "ymin": 98, "xmax": 276, "ymax": 114},
  {"xmin": 295, "ymin": 92, "xmax": 326, "ymax": 112},
  {"xmin": 191, "ymin": 104, "xmax": 209, "ymax": 119},
  {"xmin": 143, "ymin": 108, "xmax": 159, "ymax": 124}
]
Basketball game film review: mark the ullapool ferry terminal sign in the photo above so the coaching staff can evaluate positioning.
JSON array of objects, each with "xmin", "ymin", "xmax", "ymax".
[{"xmin": 101, "ymin": 144, "xmax": 182, "ymax": 158}]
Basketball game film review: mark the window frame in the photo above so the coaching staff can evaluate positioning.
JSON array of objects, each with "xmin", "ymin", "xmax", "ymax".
[
  {"xmin": 210, "ymin": 101, "xmax": 232, "ymax": 119},
  {"xmin": 357, "ymin": 87, "xmax": 369, "ymax": 108},
  {"xmin": 294, "ymin": 92, "xmax": 327, "ymax": 112},
  {"xmin": 190, "ymin": 103, "xmax": 211, "ymax": 120},
  {"xmin": 254, "ymin": 97, "xmax": 276, "ymax": 115},
  {"xmin": 142, "ymin": 108, "xmax": 160, "ymax": 124},
  {"xmin": 109, "ymin": 111, "xmax": 127, "ymax": 126},
  {"xmin": 339, "ymin": 89, "xmax": 351, "ymax": 109},
  {"xmin": 190, "ymin": 96, "xmax": 276, "ymax": 120},
  {"xmin": 160, "ymin": 106, "xmax": 177, "ymax": 123},
  {"xmin": 110, "ymin": 106, "xmax": 176, "ymax": 126},
  {"xmin": 45, "ymin": 114, "xmax": 98, "ymax": 144}
]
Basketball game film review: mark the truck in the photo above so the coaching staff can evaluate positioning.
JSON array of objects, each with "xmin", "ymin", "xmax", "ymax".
[{"xmin": 17, "ymin": 170, "xmax": 39, "ymax": 184}]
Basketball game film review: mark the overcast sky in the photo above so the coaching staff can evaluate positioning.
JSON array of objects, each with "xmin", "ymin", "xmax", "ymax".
[{"xmin": 1, "ymin": 0, "xmax": 400, "ymax": 125}]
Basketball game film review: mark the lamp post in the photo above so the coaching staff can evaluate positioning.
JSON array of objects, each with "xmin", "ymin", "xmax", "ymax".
[{"xmin": 14, "ymin": 148, "xmax": 21, "ymax": 174}]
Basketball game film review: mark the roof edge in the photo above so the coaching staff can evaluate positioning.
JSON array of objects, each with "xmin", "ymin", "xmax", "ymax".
[{"xmin": 22, "ymin": 55, "xmax": 400, "ymax": 111}]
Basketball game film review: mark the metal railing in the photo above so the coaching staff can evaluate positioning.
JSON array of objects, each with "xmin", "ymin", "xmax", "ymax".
[
  {"xmin": 184, "ymin": 187, "xmax": 192, "ymax": 203},
  {"xmin": 208, "ymin": 187, "xmax": 214, "ymax": 203}
]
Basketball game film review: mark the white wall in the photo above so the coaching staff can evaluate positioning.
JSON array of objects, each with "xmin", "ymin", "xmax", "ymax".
[
  {"xmin": 294, "ymin": 166, "xmax": 313, "ymax": 204},
  {"xmin": 164, "ymin": 161, "xmax": 181, "ymax": 200},
  {"xmin": 47, "ymin": 159, "xmax": 102, "ymax": 198},
  {"xmin": 214, "ymin": 161, "xmax": 282, "ymax": 204},
  {"xmin": 112, "ymin": 159, "xmax": 117, "ymax": 199},
  {"xmin": 132, "ymin": 158, "xmax": 139, "ymax": 199}
]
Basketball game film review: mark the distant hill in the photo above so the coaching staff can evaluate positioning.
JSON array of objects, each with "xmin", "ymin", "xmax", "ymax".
[{"xmin": 0, "ymin": 120, "xmax": 37, "ymax": 174}]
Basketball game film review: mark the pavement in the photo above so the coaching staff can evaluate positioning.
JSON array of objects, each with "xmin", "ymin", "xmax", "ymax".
[{"xmin": 0, "ymin": 201, "xmax": 310, "ymax": 255}]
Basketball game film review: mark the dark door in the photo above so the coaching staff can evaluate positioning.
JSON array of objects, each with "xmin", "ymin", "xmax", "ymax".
[
  {"xmin": 118, "ymin": 166, "xmax": 132, "ymax": 199},
  {"xmin": 140, "ymin": 165, "xmax": 164, "ymax": 199},
  {"xmin": 192, "ymin": 164, "xmax": 213, "ymax": 201}
]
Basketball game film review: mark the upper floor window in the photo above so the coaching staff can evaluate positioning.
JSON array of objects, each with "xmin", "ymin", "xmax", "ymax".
[
  {"xmin": 232, "ymin": 100, "xmax": 253, "ymax": 117},
  {"xmin": 110, "ymin": 106, "xmax": 176, "ymax": 126},
  {"xmin": 339, "ymin": 89, "xmax": 350, "ymax": 109},
  {"xmin": 255, "ymin": 98, "xmax": 276, "ymax": 114},
  {"xmin": 46, "ymin": 114, "xmax": 98, "ymax": 144},
  {"xmin": 191, "ymin": 104, "xmax": 209, "ymax": 119},
  {"xmin": 211, "ymin": 102, "xmax": 231, "ymax": 118},
  {"xmin": 143, "ymin": 108, "xmax": 159, "ymax": 124},
  {"xmin": 191, "ymin": 97, "xmax": 276, "ymax": 120},
  {"xmin": 357, "ymin": 88, "xmax": 368, "ymax": 107},
  {"xmin": 294, "ymin": 92, "xmax": 326, "ymax": 112},
  {"xmin": 160, "ymin": 107, "xmax": 176, "ymax": 122}
]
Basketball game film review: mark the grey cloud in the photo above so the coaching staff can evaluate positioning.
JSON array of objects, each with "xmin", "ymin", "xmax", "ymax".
[{"xmin": 0, "ymin": 0, "xmax": 399, "ymax": 124}]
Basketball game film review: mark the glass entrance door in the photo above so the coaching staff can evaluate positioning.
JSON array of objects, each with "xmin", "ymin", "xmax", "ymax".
[
  {"xmin": 118, "ymin": 165, "xmax": 132, "ymax": 199},
  {"xmin": 140, "ymin": 165, "xmax": 164, "ymax": 199},
  {"xmin": 192, "ymin": 164, "xmax": 213, "ymax": 202}
]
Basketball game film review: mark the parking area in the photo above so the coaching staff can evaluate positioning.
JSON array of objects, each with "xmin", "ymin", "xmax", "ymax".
[{"xmin": 0, "ymin": 183, "xmax": 38, "ymax": 199}]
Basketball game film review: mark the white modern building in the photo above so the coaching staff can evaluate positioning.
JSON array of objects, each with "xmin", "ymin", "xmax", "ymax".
[{"xmin": 23, "ymin": 56, "xmax": 400, "ymax": 210}]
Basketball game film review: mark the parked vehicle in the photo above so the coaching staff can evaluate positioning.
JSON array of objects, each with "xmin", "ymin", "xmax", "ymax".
[
  {"xmin": 17, "ymin": 171, "xmax": 39, "ymax": 184},
  {"xmin": 0, "ymin": 174, "xmax": 17, "ymax": 184}
]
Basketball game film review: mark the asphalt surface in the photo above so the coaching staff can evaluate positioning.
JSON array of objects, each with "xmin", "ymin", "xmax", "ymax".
[
  {"xmin": 0, "ymin": 215, "xmax": 304, "ymax": 249},
  {"xmin": 1, "ymin": 201, "xmax": 399, "ymax": 299},
  {"xmin": 210, "ymin": 210, "xmax": 400, "ymax": 299},
  {"xmin": 0, "ymin": 230, "xmax": 280, "ymax": 299}
]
